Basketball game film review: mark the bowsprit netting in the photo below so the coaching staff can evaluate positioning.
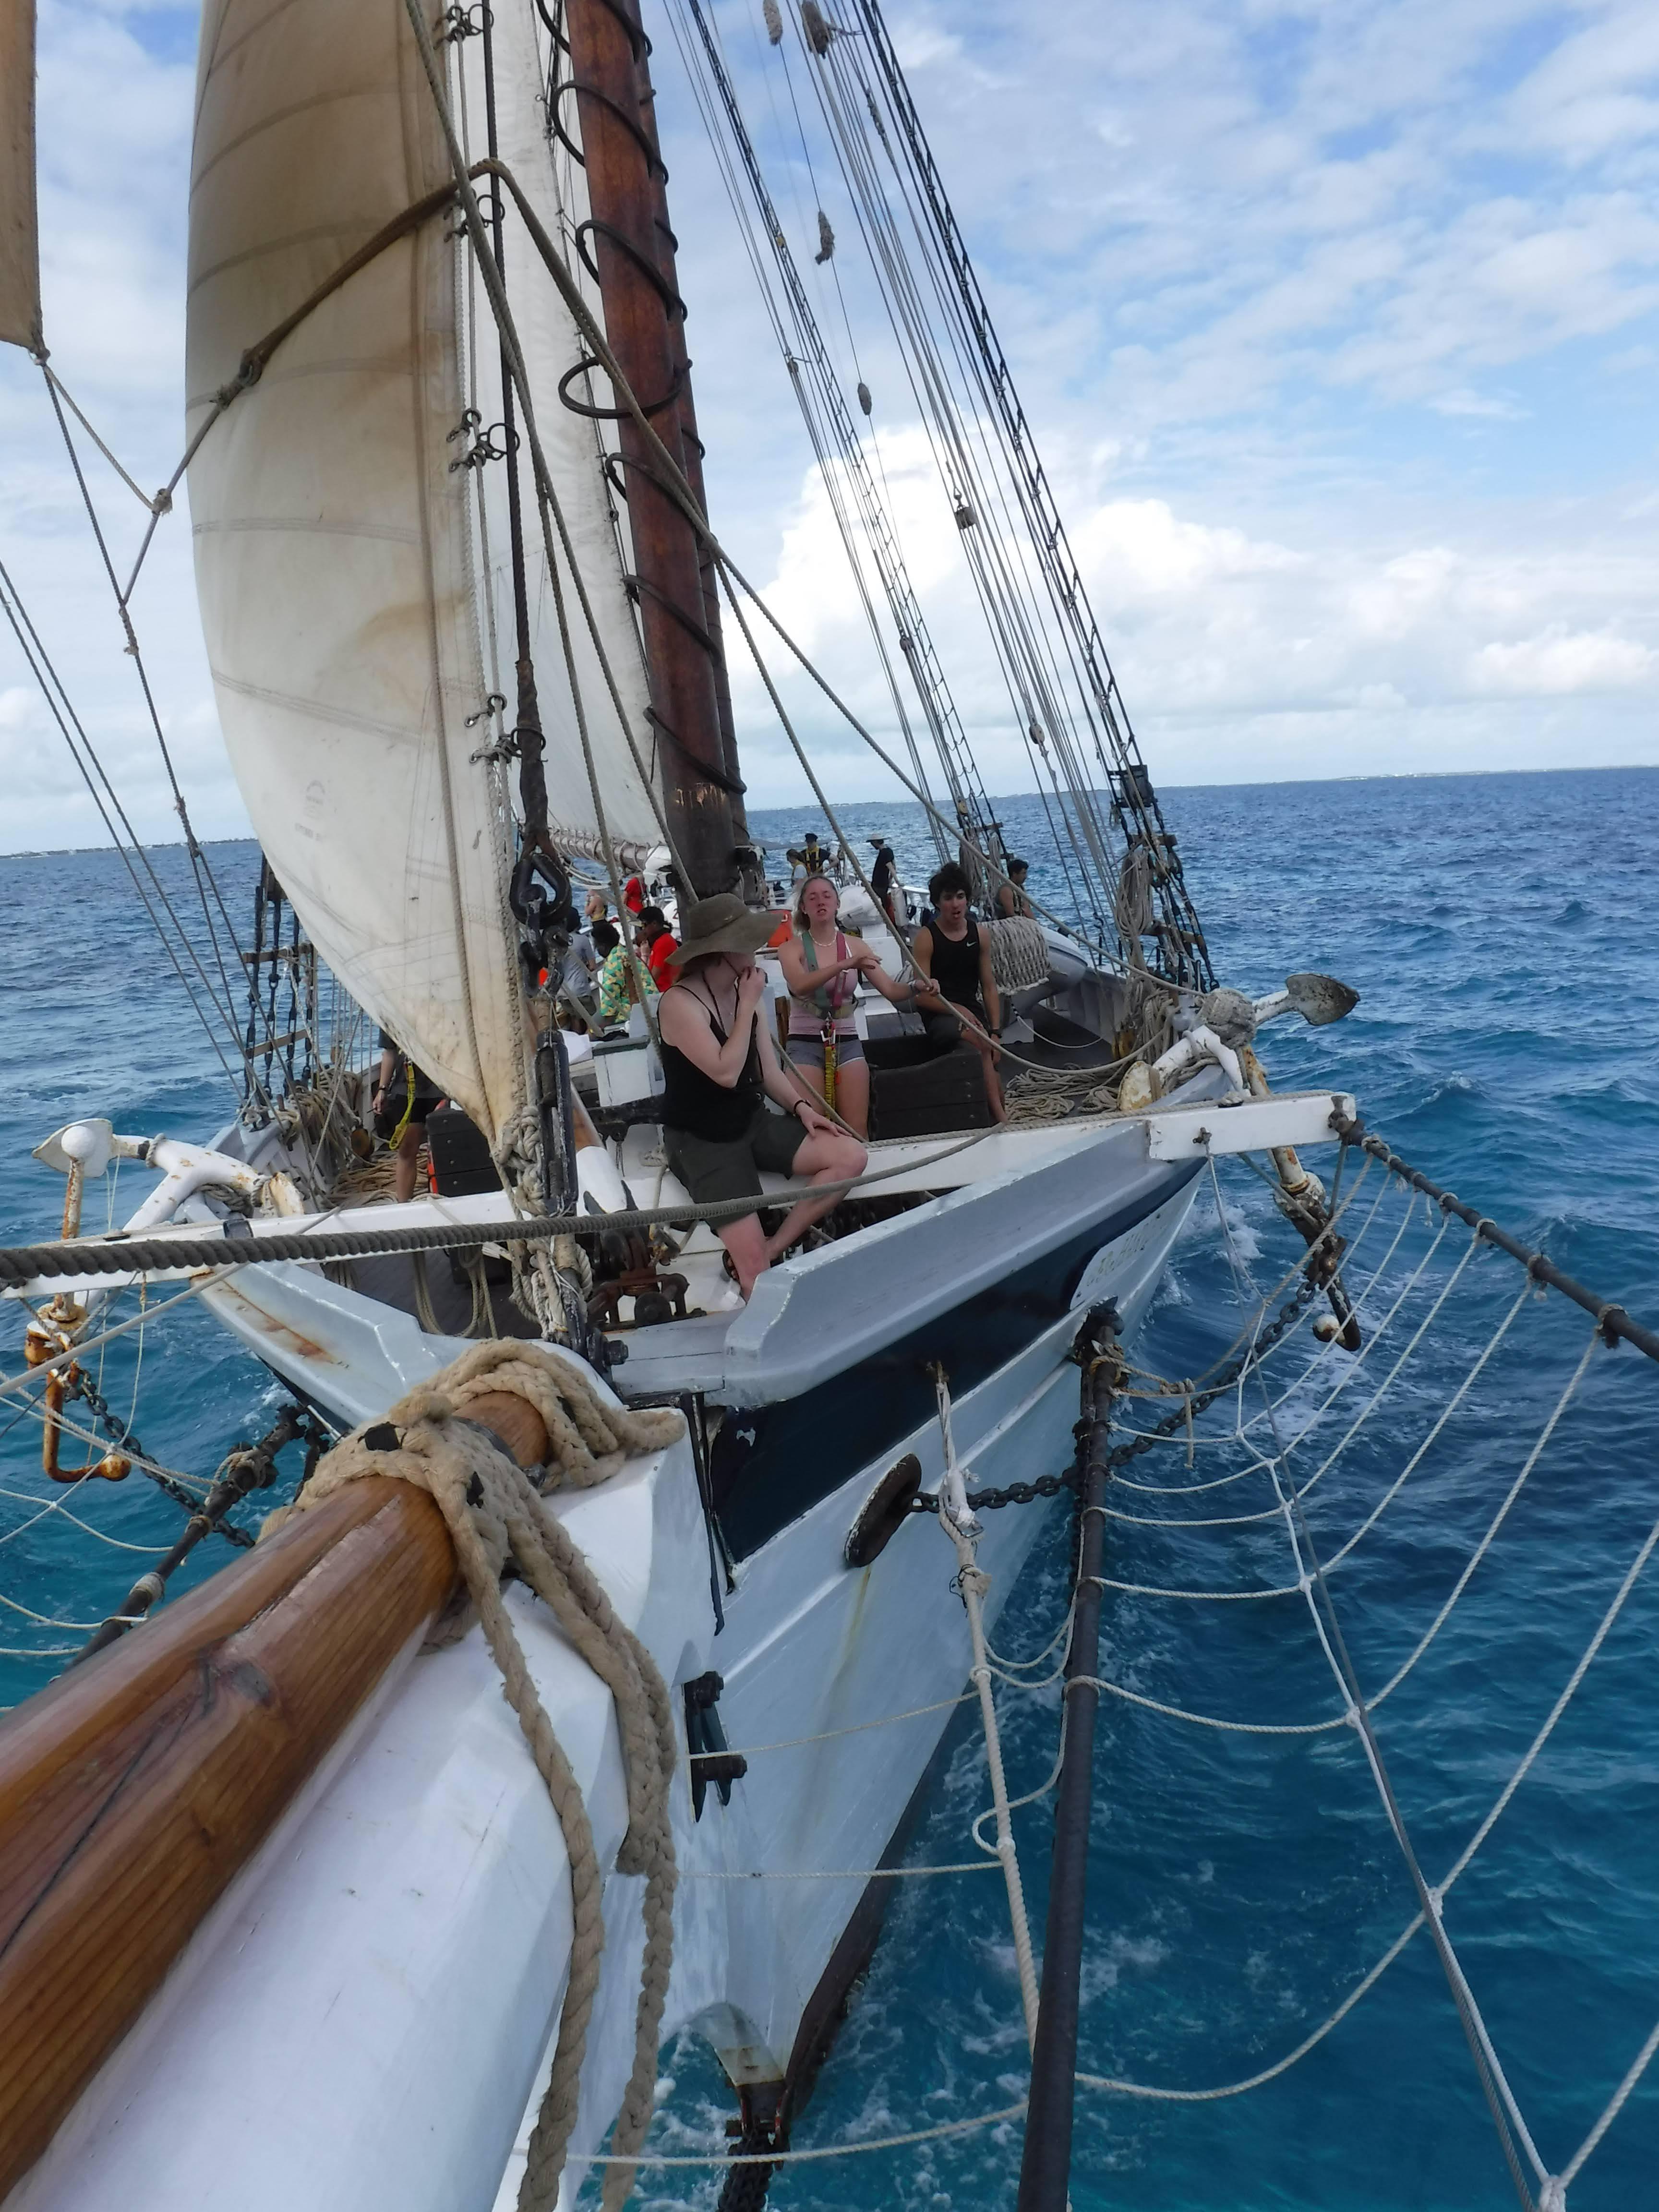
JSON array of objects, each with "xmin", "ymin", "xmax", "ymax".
[{"xmin": 1055, "ymin": 1132, "xmax": 1659, "ymax": 2212}]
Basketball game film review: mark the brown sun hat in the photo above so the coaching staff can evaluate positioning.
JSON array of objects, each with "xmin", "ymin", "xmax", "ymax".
[{"xmin": 667, "ymin": 892, "xmax": 778, "ymax": 967}]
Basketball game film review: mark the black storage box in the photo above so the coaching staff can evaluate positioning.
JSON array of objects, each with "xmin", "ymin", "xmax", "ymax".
[
  {"xmin": 866, "ymin": 1037, "xmax": 991, "ymax": 1140},
  {"xmin": 425, "ymin": 1105, "xmax": 502, "ymax": 1197}
]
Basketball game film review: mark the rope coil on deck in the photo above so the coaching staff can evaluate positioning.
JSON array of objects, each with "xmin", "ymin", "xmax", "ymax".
[{"xmin": 265, "ymin": 1343, "xmax": 683, "ymax": 2212}]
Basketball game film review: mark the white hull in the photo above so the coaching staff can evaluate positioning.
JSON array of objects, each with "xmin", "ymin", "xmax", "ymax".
[{"xmin": 9, "ymin": 1129, "xmax": 1204, "ymax": 2211}]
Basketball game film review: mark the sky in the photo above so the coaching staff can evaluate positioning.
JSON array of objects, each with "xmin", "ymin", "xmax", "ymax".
[{"xmin": 2, "ymin": 0, "xmax": 1658, "ymax": 852}]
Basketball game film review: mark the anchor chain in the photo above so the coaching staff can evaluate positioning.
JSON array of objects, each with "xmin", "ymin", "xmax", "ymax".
[
  {"xmin": 908, "ymin": 1268, "xmax": 1322, "ymax": 1516},
  {"xmin": 68, "ymin": 1366, "xmax": 251, "ymax": 1537}
]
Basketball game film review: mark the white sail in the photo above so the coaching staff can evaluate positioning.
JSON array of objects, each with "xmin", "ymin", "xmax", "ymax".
[
  {"xmin": 479, "ymin": 0, "xmax": 664, "ymax": 863},
  {"xmin": 186, "ymin": 0, "xmax": 657, "ymax": 1139}
]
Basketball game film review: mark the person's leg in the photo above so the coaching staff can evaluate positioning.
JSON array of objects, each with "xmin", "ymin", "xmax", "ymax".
[
  {"xmin": 966, "ymin": 1032, "xmax": 1006, "ymax": 1123},
  {"xmin": 834, "ymin": 1058, "xmax": 870, "ymax": 1138},
  {"xmin": 668, "ymin": 1129, "xmax": 771, "ymax": 1299},
  {"xmin": 395, "ymin": 1118, "xmax": 425, "ymax": 1202},
  {"xmin": 761, "ymin": 1126, "xmax": 866, "ymax": 1260},
  {"xmin": 786, "ymin": 1041, "xmax": 828, "ymax": 1107},
  {"xmin": 717, "ymin": 1213, "xmax": 771, "ymax": 1299}
]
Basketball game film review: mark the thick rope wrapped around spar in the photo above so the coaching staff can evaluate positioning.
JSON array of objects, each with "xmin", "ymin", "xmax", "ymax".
[{"xmin": 269, "ymin": 1342, "xmax": 683, "ymax": 2212}]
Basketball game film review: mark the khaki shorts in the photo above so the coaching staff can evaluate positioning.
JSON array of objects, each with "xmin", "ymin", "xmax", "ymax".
[{"xmin": 665, "ymin": 1107, "xmax": 808, "ymax": 1206}]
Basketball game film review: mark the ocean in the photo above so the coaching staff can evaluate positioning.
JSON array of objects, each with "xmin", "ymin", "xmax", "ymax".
[{"xmin": 2, "ymin": 765, "xmax": 1656, "ymax": 2209}]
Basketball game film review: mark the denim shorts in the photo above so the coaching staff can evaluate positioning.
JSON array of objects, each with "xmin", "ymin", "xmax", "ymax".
[{"xmin": 785, "ymin": 1033, "xmax": 866, "ymax": 1073}]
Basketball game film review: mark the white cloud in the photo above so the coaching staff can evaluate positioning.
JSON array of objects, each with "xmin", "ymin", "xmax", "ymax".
[
  {"xmin": 1070, "ymin": 499, "xmax": 1301, "ymax": 599},
  {"xmin": 1431, "ymin": 388, "xmax": 1529, "ymax": 419},
  {"xmin": 8, "ymin": 0, "xmax": 1659, "ymax": 854},
  {"xmin": 1470, "ymin": 627, "xmax": 1656, "ymax": 694}
]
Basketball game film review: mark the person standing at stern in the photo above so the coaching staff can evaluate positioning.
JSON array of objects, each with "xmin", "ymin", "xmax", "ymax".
[{"xmin": 659, "ymin": 895, "xmax": 866, "ymax": 1299}]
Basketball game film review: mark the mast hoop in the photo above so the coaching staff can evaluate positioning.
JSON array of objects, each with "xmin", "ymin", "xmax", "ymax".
[
  {"xmin": 585, "ymin": 0, "xmax": 651, "ymax": 62},
  {"xmin": 624, "ymin": 571, "xmax": 719, "ymax": 659},
  {"xmin": 602, "ymin": 447, "xmax": 713, "ymax": 531},
  {"xmin": 551, "ymin": 75, "xmax": 668, "ymax": 181},
  {"xmin": 644, "ymin": 705, "xmax": 745, "ymax": 795},
  {"xmin": 573, "ymin": 217, "xmax": 685, "ymax": 321},
  {"xmin": 556, "ymin": 353, "xmax": 684, "ymax": 421},
  {"xmin": 534, "ymin": 0, "xmax": 572, "ymax": 55}
]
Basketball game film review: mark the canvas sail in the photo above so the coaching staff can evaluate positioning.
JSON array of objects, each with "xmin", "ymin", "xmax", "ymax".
[
  {"xmin": 481, "ymin": 0, "xmax": 664, "ymax": 864},
  {"xmin": 0, "ymin": 0, "xmax": 39, "ymax": 350},
  {"xmin": 186, "ymin": 0, "xmax": 657, "ymax": 1139}
]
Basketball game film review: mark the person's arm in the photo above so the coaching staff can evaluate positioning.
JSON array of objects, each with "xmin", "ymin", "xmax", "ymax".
[
  {"xmin": 995, "ymin": 883, "xmax": 1015, "ymax": 918},
  {"xmin": 858, "ymin": 957, "xmax": 938, "ymax": 1008},
  {"xmin": 777, "ymin": 934, "xmax": 864, "ymax": 994},
  {"xmin": 659, "ymin": 972, "xmax": 768, "ymax": 1089},
  {"xmin": 910, "ymin": 925, "xmax": 935, "ymax": 981},
  {"xmin": 373, "ymin": 1043, "xmax": 397, "ymax": 1111},
  {"xmin": 978, "ymin": 938, "xmax": 1002, "ymax": 1034}
]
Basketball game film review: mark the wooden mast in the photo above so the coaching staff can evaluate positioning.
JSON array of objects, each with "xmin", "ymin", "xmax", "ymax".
[{"xmin": 564, "ymin": 0, "xmax": 742, "ymax": 893}]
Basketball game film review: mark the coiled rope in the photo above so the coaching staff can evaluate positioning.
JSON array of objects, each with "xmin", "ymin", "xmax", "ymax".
[{"xmin": 267, "ymin": 1342, "xmax": 682, "ymax": 2212}]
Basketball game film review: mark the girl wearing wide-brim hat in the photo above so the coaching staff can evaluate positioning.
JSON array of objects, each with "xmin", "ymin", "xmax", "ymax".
[{"xmin": 658, "ymin": 895, "xmax": 867, "ymax": 1300}]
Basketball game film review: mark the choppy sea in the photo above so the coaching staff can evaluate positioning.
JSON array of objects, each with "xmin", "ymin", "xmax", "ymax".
[{"xmin": 2, "ymin": 765, "xmax": 1656, "ymax": 2209}]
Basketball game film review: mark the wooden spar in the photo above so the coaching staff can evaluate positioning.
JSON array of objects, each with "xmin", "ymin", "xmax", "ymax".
[
  {"xmin": 563, "ymin": 0, "xmax": 739, "ymax": 894},
  {"xmin": 627, "ymin": 29, "xmax": 747, "ymax": 837},
  {"xmin": 0, "ymin": 1401, "xmax": 548, "ymax": 2202}
]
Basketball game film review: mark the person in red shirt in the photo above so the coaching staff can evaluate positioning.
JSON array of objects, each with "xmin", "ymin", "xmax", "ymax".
[
  {"xmin": 623, "ymin": 874, "xmax": 646, "ymax": 915},
  {"xmin": 638, "ymin": 904, "xmax": 678, "ymax": 990}
]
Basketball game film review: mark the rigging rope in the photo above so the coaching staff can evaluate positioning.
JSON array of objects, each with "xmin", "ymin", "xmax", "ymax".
[
  {"xmin": 38, "ymin": 365, "xmax": 252, "ymax": 1070},
  {"xmin": 0, "ymin": 559, "xmax": 250, "ymax": 1097}
]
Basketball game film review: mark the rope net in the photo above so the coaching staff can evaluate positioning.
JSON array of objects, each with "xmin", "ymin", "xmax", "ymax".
[{"xmin": 575, "ymin": 1130, "xmax": 1659, "ymax": 2201}]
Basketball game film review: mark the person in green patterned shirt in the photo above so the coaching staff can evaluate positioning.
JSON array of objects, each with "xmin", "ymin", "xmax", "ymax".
[{"xmin": 594, "ymin": 918, "xmax": 658, "ymax": 1029}]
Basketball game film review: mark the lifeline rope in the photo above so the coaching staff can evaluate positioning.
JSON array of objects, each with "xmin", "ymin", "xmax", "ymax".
[
  {"xmin": 267, "ymin": 1342, "xmax": 683, "ymax": 2212},
  {"xmin": 0, "ymin": 1118, "xmax": 1004, "ymax": 1290}
]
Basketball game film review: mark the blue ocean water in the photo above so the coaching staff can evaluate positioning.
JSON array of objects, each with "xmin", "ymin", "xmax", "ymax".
[{"xmin": 3, "ymin": 767, "xmax": 1658, "ymax": 2208}]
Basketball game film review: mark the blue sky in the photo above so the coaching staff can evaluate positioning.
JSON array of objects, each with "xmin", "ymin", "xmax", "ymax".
[{"xmin": 2, "ymin": 0, "xmax": 1658, "ymax": 849}]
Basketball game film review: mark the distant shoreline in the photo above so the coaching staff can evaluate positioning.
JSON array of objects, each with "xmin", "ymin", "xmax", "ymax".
[{"xmin": 3, "ymin": 758, "xmax": 1655, "ymax": 861}]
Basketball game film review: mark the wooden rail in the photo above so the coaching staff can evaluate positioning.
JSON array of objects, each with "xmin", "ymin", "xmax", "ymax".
[{"xmin": 0, "ymin": 1395, "xmax": 547, "ymax": 2200}]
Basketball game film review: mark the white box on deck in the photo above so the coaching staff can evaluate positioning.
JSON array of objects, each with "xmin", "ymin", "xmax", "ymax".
[{"xmin": 593, "ymin": 1037, "xmax": 664, "ymax": 1109}]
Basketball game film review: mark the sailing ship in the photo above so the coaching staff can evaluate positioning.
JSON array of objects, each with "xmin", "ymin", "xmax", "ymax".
[{"xmin": 0, "ymin": 0, "xmax": 1365, "ymax": 2203}]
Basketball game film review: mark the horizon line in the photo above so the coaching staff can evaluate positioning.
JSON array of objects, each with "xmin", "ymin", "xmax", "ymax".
[{"xmin": 1, "ymin": 757, "xmax": 1653, "ymax": 861}]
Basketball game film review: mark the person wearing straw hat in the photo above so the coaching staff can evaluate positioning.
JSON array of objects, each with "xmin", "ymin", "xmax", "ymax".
[{"xmin": 659, "ymin": 893, "xmax": 866, "ymax": 1299}]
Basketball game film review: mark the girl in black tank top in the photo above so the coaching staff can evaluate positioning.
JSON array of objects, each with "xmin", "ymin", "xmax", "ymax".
[{"xmin": 659, "ymin": 979, "xmax": 764, "ymax": 1142}]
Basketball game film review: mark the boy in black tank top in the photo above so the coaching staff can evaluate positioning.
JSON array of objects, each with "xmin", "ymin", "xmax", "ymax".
[
  {"xmin": 658, "ymin": 895, "xmax": 867, "ymax": 1300},
  {"xmin": 911, "ymin": 862, "xmax": 1008, "ymax": 1124}
]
